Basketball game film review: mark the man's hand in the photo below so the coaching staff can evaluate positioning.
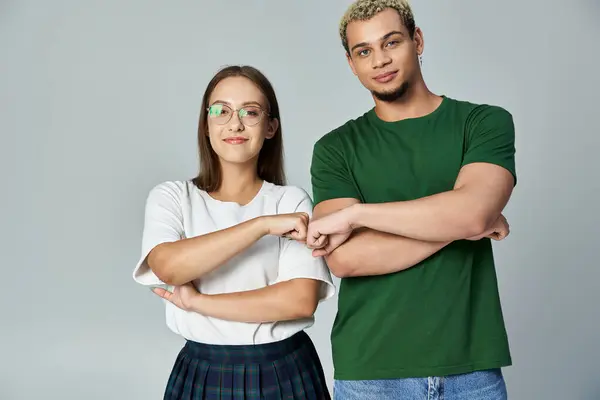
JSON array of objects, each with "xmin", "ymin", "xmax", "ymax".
[
  {"xmin": 466, "ymin": 214, "xmax": 510, "ymax": 241},
  {"xmin": 311, "ymin": 231, "xmax": 352, "ymax": 257},
  {"xmin": 306, "ymin": 205, "xmax": 356, "ymax": 250}
]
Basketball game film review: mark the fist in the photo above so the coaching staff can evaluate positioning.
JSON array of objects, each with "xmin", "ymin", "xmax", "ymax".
[
  {"xmin": 262, "ymin": 212, "xmax": 309, "ymax": 242},
  {"xmin": 467, "ymin": 214, "xmax": 510, "ymax": 241}
]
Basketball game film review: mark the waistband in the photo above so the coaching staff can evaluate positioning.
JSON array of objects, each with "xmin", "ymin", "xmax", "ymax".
[{"xmin": 181, "ymin": 331, "xmax": 313, "ymax": 364}]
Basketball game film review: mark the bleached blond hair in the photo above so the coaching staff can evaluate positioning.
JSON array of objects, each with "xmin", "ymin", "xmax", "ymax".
[{"xmin": 339, "ymin": 0, "xmax": 416, "ymax": 53}]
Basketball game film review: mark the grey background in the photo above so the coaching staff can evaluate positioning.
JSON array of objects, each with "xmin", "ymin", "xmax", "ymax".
[{"xmin": 2, "ymin": 0, "xmax": 599, "ymax": 399}]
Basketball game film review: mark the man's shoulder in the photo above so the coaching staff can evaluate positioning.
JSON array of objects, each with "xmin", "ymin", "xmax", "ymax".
[
  {"xmin": 445, "ymin": 96, "xmax": 513, "ymax": 122},
  {"xmin": 314, "ymin": 110, "xmax": 372, "ymax": 149}
]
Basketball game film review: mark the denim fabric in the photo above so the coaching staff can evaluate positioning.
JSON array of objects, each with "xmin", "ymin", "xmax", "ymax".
[{"xmin": 333, "ymin": 369, "xmax": 507, "ymax": 400}]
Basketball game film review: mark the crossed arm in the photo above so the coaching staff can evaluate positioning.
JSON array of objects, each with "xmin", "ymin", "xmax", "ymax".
[
  {"xmin": 311, "ymin": 162, "xmax": 514, "ymax": 278},
  {"xmin": 148, "ymin": 217, "xmax": 268, "ymax": 286},
  {"xmin": 140, "ymin": 184, "xmax": 325, "ymax": 323},
  {"xmin": 147, "ymin": 219, "xmax": 321, "ymax": 323},
  {"xmin": 313, "ymin": 198, "xmax": 450, "ymax": 278},
  {"xmin": 154, "ymin": 278, "xmax": 321, "ymax": 323}
]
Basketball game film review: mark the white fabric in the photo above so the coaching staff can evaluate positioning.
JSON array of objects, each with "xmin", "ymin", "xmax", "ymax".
[{"xmin": 132, "ymin": 180, "xmax": 335, "ymax": 345}]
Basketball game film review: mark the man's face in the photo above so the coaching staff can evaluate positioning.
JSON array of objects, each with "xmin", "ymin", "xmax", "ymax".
[{"xmin": 345, "ymin": 8, "xmax": 423, "ymax": 102}]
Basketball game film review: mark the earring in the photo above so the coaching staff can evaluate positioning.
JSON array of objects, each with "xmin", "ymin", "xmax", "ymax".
[{"xmin": 419, "ymin": 55, "xmax": 423, "ymax": 66}]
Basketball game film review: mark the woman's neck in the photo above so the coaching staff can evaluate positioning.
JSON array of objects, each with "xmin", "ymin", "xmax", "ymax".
[{"xmin": 210, "ymin": 161, "xmax": 263, "ymax": 205}]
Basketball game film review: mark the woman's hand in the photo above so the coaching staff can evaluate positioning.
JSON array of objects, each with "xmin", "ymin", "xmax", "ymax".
[
  {"xmin": 152, "ymin": 282, "xmax": 201, "ymax": 312},
  {"xmin": 261, "ymin": 212, "xmax": 310, "ymax": 242}
]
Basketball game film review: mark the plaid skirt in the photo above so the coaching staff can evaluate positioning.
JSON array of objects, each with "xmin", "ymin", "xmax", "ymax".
[{"xmin": 164, "ymin": 331, "xmax": 331, "ymax": 400}]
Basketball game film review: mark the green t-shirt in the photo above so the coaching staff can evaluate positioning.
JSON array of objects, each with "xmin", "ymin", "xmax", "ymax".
[{"xmin": 310, "ymin": 96, "xmax": 516, "ymax": 380}]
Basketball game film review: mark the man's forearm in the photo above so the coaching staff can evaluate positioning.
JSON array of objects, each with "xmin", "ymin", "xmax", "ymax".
[
  {"xmin": 326, "ymin": 228, "xmax": 450, "ymax": 278},
  {"xmin": 348, "ymin": 164, "xmax": 514, "ymax": 242},
  {"xmin": 351, "ymin": 188, "xmax": 492, "ymax": 242},
  {"xmin": 190, "ymin": 279, "xmax": 320, "ymax": 323}
]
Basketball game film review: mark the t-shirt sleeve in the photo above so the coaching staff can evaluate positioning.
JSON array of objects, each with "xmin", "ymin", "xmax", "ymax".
[
  {"xmin": 462, "ymin": 105, "xmax": 517, "ymax": 185},
  {"xmin": 274, "ymin": 187, "xmax": 336, "ymax": 302},
  {"xmin": 132, "ymin": 181, "xmax": 185, "ymax": 288},
  {"xmin": 310, "ymin": 133, "xmax": 361, "ymax": 205}
]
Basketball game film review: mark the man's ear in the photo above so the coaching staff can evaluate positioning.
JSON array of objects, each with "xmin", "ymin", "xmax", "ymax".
[{"xmin": 414, "ymin": 26, "xmax": 425, "ymax": 56}]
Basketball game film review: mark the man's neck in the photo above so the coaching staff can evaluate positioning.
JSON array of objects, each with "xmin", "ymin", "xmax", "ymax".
[{"xmin": 373, "ymin": 83, "xmax": 443, "ymax": 122}]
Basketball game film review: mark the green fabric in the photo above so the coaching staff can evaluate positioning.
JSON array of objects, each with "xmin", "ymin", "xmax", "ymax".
[{"xmin": 310, "ymin": 96, "xmax": 516, "ymax": 380}]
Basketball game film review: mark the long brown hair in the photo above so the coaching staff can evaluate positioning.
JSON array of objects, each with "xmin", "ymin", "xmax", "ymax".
[{"xmin": 191, "ymin": 65, "xmax": 286, "ymax": 192}]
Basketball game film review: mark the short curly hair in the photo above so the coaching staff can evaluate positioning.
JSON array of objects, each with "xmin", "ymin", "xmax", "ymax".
[{"xmin": 339, "ymin": 0, "xmax": 416, "ymax": 53}]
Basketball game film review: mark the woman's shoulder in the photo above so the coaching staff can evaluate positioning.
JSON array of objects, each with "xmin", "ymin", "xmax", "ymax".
[
  {"xmin": 262, "ymin": 182, "xmax": 314, "ymax": 212},
  {"xmin": 145, "ymin": 180, "xmax": 197, "ymax": 203},
  {"xmin": 263, "ymin": 182, "xmax": 310, "ymax": 200}
]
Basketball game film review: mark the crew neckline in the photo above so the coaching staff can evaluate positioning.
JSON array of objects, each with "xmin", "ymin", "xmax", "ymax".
[
  {"xmin": 368, "ymin": 95, "xmax": 450, "ymax": 126},
  {"xmin": 198, "ymin": 180, "xmax": 270, "ymax": 208}
]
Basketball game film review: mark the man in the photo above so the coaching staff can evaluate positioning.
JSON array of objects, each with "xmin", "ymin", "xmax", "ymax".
[{"xmin": 306, "ymin": 0, "xmax": 516, "ymax": 399}]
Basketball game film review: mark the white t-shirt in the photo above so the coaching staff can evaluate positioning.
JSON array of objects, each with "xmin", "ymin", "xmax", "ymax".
[{"xmin": 132, "ymin": 180, "xmax": 335, "ymax": 345}]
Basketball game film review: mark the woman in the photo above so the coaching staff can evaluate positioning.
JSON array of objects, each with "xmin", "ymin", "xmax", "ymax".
[{"xmin": 132, "ymin": 65, "xmax": 335, "ymax": 399}]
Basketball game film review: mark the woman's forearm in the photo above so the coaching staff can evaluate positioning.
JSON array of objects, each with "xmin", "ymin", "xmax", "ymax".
[
  {"xmin": 148, "ymin": 217, "xmax": 268, "ymax": 285},
  {"xmin": 191, "ymin": 279, "xmax": 321, "ymax": 323}
]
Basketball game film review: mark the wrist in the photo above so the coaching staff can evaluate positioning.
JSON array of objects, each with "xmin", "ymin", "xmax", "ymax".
[
  {"xmin": 349, "ymin": 203, "xmax": 366, "ymax": 229},
  {"xmin": 252, "ymin": 216, "xmax": 271, "ymax": 237},
  {"xmin": 190, "ymin": 293, "xmax": 208, "ymax": 314}
]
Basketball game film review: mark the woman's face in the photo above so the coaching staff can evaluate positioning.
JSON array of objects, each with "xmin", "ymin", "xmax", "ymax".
[{"xmin": 206, "ymin": 76, "xmax": 278, "ymax": 166}]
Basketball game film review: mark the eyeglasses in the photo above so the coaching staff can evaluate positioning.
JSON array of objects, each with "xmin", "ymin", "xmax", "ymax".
[{"xmin": 206, "ymin": 103, "xmax": 269, "ymax": 127}]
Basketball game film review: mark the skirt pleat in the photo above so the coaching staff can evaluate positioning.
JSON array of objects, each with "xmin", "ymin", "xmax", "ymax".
[
  {"xmin": 180, "ymin": 359, "xmax": 199, "ymax": 400},
  {"xmin": 291, "ymin": 347, "xmax": 317, "ymax": 398},
  {"xmin": 164, "ymin": 352, "xmax": 188, "ymax": 399},
  {"xmin": 296, "ymin": 339, "xmax": 328, "ymax": 397},
  {"xmin": 232, "ymin": 364, "xmax": 246, "ymax": 400},
  {"xmin": 286, "ymin": 352, "xmax": 310, "ymax": 398},
  {"xmin": 245, "ymin": 363, "xmax": 261, "ymax": 400},
  {"xmin": 163, "ymin": 331, "xmax": 330, "ymax": 400},
  {"xmin": 203, "ymin": 363, "xmax": 220, "ymax": 400},
  {"xmin": 219, "ymin": 364, "xmax": 233, "ymax": 400},
  {"xmin": 271, "ymin": 358, "xmax": 292, "ymax": 399}
]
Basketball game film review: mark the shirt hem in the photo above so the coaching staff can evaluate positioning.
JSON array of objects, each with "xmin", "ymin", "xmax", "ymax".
[{"xmin": 333, "ymin": 358, "xmax": 512, "ymax": 380}]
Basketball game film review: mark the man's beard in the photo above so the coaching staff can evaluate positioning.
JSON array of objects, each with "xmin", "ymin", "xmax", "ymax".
[{"xmin": 372, "ymin": 81, "xmax": 410, "ymax": 102}]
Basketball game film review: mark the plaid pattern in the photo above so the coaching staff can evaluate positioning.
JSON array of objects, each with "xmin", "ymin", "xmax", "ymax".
[{"xmin": 164, "ymin": 331, "xmax": 331, "ymax": 400}]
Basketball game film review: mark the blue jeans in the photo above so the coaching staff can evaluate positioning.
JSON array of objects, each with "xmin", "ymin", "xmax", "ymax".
[{"xmin": 333, "ymin": 369, "xmax": 507, "ymax": 400}]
